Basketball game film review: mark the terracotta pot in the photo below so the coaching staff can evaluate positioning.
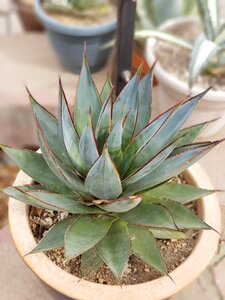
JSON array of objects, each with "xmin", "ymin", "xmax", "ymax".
[
  {"xmin": 14, "ymin": 0, "xmax": 44, "ymax": 31},
  {"xmin": 145, "ymin": 17, "xmax": 225, "ymax": 138},
  {"xmin": 8, "ymin": 164, "xmax": 221, "ymax": 300}
]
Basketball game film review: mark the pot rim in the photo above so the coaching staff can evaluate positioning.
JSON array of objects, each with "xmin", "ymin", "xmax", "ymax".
[
  {"xmin": 8, "ymin": 163, "xmax": 221, "ymax": 300},
  {"xmin": 145, "ymin": 16, "xmax": 225, "ymax": 102},
  {"xmin": 34, "ymin": 0, "xmax": 117, "ymax": 36}
]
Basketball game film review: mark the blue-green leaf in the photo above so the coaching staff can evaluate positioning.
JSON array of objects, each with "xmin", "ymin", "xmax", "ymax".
[
  {"xmin": 96, "ymin": 195, "xmax": 142, "ymax": 213},
  {"xmin": 74, "ymin": 54, "xmax": 101, "ymax": 136},
  {"xmin": 100, "ymin": 78, "xmax": 113, "ymax": 104},
  {"xmin": 97, "ymin": 220, "xmax": 131, "ymax": 278},
  {"xmin": 85, "ymin": 148, "xmax": 122, "ymax": 199},
  {"xmin": 31, "ymin": 216, "xmax": 76, "ymax": 253},
  {"xmin": 0, "ymin": 146, "xmax": 72, "ymax": 194},
  {"xmin": 145, "ymin": 183, "xmax": 214, "ymax": 204},
  {"xmin": 79, "ymin": 114, "xmax": 99, "ymax": 169},
  {"xmin": 58, "ymin": 80, "xmax": 87, "ymax": 176},
  {"xmin": 134, "ymin": 69, "xmax": 153, "ymax": 135},
  {"xmin": 81, "ymin": 247, "xmax": 103, "ymax": 278},
  {"xmin": 129, "ymin": 226, "xmax": 167, "ymax": 275},
  {"xmin": 65, "ymin": 215, "xmax": 114, "ymax": 260}
]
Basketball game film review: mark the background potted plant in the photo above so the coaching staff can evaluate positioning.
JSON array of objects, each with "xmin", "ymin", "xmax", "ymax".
[
  {"xmin": 34, "ymin": 0, "xmax": 117, "ymax": 73},
  {"xmin": 14, "ymin": 0, "xmax": 44, "ymax": 31},
  {"xmin": 1, "ymin": 54, "xmax": 223, "ymax": 299},
  {"xmin": 137, "ymin": 0, "xmax": 225, "ymax": 137}
]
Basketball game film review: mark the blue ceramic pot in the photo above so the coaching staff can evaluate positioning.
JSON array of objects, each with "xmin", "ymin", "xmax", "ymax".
[{"xmin": 34, "ymin": 0, "xmax": 117, "ymax": 73}]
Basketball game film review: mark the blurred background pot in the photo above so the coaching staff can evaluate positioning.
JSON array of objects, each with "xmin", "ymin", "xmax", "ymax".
[
  {"xmin": 146, "ymin": 17, "xmax": 225, "ymax": 138},
  {"xmin": 14, "ymin": 0, "xmax": 44, "ymax": 31},
  {"xmin": 34, "ymin": 0, "xmax": 117, "ymax": 73}
]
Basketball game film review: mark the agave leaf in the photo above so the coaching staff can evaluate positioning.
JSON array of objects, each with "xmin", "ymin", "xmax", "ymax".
[
  {"xmin": 119, "ymin": 201, "xmax": 176, "ymax": 229},
  {"xmin": 129, "ymin": 226, "xmax": 167, "ymax": 275},
  {"xmin": 150, "ymin": 198, "xmax": 210, "ymax": 230},
  {"xmin": 85, "ymin": 148, "xmax": 122, "ymax": 199},
  {"xmin": 30, "ymin": 216, "xmax": 76, "ymax": 253},
  {"xmin": 134, "ymin": 69, "xmax": 153, "ymax": 135},
  {"xmin": 65, "ymin": 215, "xmax": 114, "ymax": 260},
  {"xmin": 107, "ymin": 119, "xmax": 123, "ymax": 171},
  {"xmin": 79, "ymin": 114, "xmax": 99, "ymax": 169},
  {"xmin": 2, "ymin": 188, "xmax": 103, "ymax": 214},
  {"xmin": 171, "ymin": 141, "xmax": 210, "ymax": 156},
  {"xmin": 144, "ymin": 183, "xmax": 214, "ymax": 204},
  {"xmin": 100, "ymin": 78, "xmax": 113, "ymax": 104},
  {"xmin": 174, "ymin": 121, "xmax": 209, "ymax": 148},
  {"xmin": 81, "ymin": 247, "xmax": 103, "ymax": 278},
  {"xmin": 196, "ymin": 0, "xmax": 220, "ymax": 40},
  {"xmin": 97, "ymin": 195, "xmax": 142, "ymax": 213},
  {"xmin": 122, "ymin": 107, "xmax": 173, "ymax": 177},
  {"xmin": 150, "ymin": 229, "xmax": 187, "ymax": 239},
  {"xmin": 37, "ymin": 124, "xmax": 91, "ymax": 199},
  {"xmin": 97, "ymin": 220, "xmax": 131, "ymax": 279},
  {"xmin": 28, "ymin": 91, "xmax": 73, "ymax": 169},
  {"xmin": 95, "ymin": 96, "xmax": 113, "ymax": 152},
  {"xmin": 123, "ymin": 139, "xmax": 178, "ymax": 183},
  {"xmin": 74, "ymin": 54, "xmax": 101, "ymax": 136},
  {"xmin": 58, "ymin": 80, "xmax": 87, "ymax": 176},
  {"xmin": 0, "ymin": 146, "xmax": 72, "ymax": 194},
  {"xmin": 16, "ymin": 184, "xmax": 51, "ymax": 192},
  {"xmin": 112, "ymin": 68, "xmax": 141, "ymax": 125},
  {"xmin": 128, "ymin": 90, "xmax": 209, "ymax": 173},
  {"xmin": 189, "ymin": 35, "xmax": 219, "ymax": 87},
  {"xmin": 123, "ymin": 141, "xmax": 219, "ymax": 196}
]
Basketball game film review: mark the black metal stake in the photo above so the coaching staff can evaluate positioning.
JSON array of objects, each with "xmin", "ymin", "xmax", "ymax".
[{"xmin": 113, "ymin": 0, "xmax": 137, "ymax": 95}]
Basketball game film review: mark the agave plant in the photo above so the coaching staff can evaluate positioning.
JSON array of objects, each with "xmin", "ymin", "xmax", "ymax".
[
  {"xmin": 1, "ymin": 54, "xmax": 222, "ymax": 280},
  {"xmin": 136, "ymin": 0, "xmax": 225, "ymax": 87}
]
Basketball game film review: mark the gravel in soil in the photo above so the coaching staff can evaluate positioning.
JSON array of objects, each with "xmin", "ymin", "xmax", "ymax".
[
  {"xmin": 155, "ymin": 23, "xmax": 225, "ymax": 91},
  {"xmin": 29, "ymin": 174, "xmax": 198, "ymax": 285}
]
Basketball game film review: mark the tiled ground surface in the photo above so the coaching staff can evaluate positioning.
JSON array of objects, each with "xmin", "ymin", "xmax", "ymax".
[{"xmin": 0, "ymin": 3, "xmax": 225, "ymax": 299}]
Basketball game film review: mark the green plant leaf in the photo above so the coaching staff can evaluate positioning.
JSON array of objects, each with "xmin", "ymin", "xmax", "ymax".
[
  {"xmin": 79, "ymin": 114, "xmax": 99, "ymax": 169},
  {"xmin": 96, "ymin": 195, "xmax": 142, "ymax": 213},
  {"xmin": 134, "ymin": 69, "xmax": 153, "ymax": 135},
  {"xmin": 196, "ymin": 0, "xmax": 220, "ymax": 40},
  {"xmin": 74, "ymin": 54, "xmax": 101, "ymax": 136},
  {"xmin": 129, "ymin": 226, "xmax": 167, "ymax": 275},
  {"xmin": 28, "ymin": 91, "xmax": 73, "ymax": 169},
  {"xmin": 144, "ymin": 183, "xmax": 214, "ymax": 204},
  {"xmin": 189, "ymin": 35, "xmax": 219, "ymax": 87},
  {"xmin": 107, "ymin": 119, "xmax": 123, "ymax": 172},
  {"xmin": 128, "ymin": 90, "xmax": 209, "ymax": 173},
  {"xmin": 58, "ymin": 80, "xmax": 87, "ymax": 176},
  {"xmin": 123, "ymin": 141, "xmax": 219, "ymax": 196},
  {"xmin": 31, "ymin": 216, "xmax": 76, "ymax": 253},
  {"xmin": 95, "ymin": 96, "xmax": 112, "ymax": 152},
  {"xmin": 81, "ymin": 247, "xmax": 103, "ymax": 278},
  {"xmin": 97, "ymin": 220, "xmax": 131, "ymax": 278},
  {"xmin": 100, "ymin": 78, "xmax": 113, "ymax": 104},
  {"xmin": 122, "ymin": 107, "xmax": 173, "ymax": 177},
  {"xmin": 174, "ymin": 121, "xmax": 210, "ymax": 148},
  {"xmin": 65, "ymin": 215, "xmax": 114, "ymax": 260},
  {"xmin": 151, "ymin": 198, "xmax": 210, "ymax": 230},
  {"xmin": 0, "ymin": 146, "xmax": 72, "ymax": 194},
  {"xmin": 85, "ymin": 148, "xmax": 122, "ymax": 199},
  {"xmin": 119, "ymin": 201, "xmax": 176, "ymax": 229},
  {"xmin": 135, "ymin": 30, "xmax": 192, "ymax": 50},
  {"xmin": 123, "ymin": 139, "xmax": 177, "ymax": 183},
  {"xmin": 2, "ymin": 188, "xmax": 103, "ymax": 214},
  {"xmin": 150, "ymin": 229, "xmax": 187, "ymax": 239},
  {"xmin": 37, "ymin": 124, "xmax": 91, "ymax": 199},
  {"xmin": 112, "ymin": 68, "xmax": 140, "ymax": 125}
]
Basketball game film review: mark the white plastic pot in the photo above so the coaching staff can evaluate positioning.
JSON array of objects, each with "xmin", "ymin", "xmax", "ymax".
[{"xmin": 146, "ymin": 17, "xmax": 225, "ymax": 137}]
